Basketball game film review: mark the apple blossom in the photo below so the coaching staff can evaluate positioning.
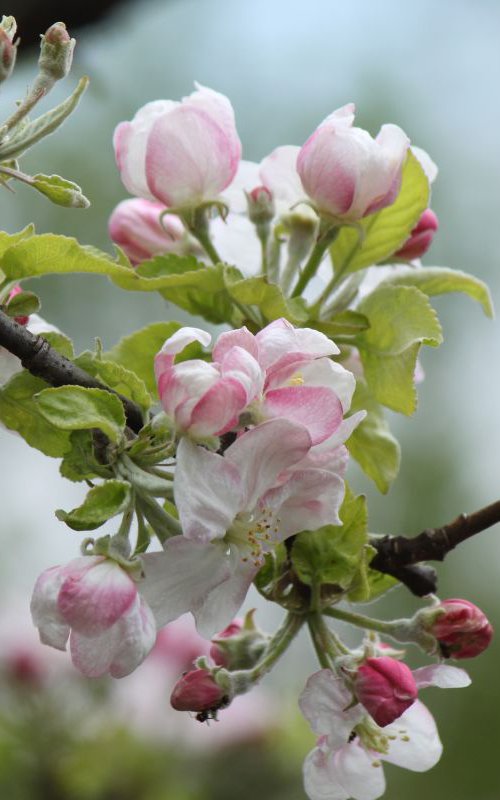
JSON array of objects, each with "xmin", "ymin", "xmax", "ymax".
[
  {"xmin": 296, "ymin": 103, "xmax": 409, "ymax": 221},
  {"xmin": 113, "ymin": 84, "xmax": 241, "ymax": 209},
  {"xmin": 428, "ymin": 598, "xmax": 493, "ymax": 659},
  {"xmin": 140, "ymin": 418, "xmax": 347, "ymax": 636},
  {"xmin": 108, "ymin": 198, "xmax": 188, "ymax": 264},
  {"xmin": 300, "ymin": 665, "xmax": 470, "ymax": 800},
  {"xmin": 30, "ymin": 556, "xmax": 156, "ymax": 678}
]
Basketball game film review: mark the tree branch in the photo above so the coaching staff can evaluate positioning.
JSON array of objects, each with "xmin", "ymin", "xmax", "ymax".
[
  {"xmin": 370, "ymin": 500, "xmax": 500, "ymax": 595},
  {"xmin": 0, "ymin": 310, "xmax": 144, "ymax": 433}
]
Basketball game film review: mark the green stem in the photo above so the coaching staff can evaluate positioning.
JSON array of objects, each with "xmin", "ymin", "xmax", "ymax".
[
  {"xmin": 185, "ymin": 207, "xmax": 222, "ymax": 265},
  {"xmin": 0, "ymin": 78, "xmax": 49, "ymax": 139},
  {"xmin": 136, "ymin": 492, "xmax": 181, "ymax": 544},
  {"xmin": 291, "ymin": 224, "xmax": 339, "ymax": 297},
  {"xmin": 257, "ymin": 226, "xmax": 270, "ymax": 278},
  {"xmin": 246, "ymin": 613, "xmax": 303, "ymax": 683},
  {"xmin": 323, "ymin": 606, "xmax": 415, "ymax": 643},
  {"xmin": 266, "ymin": 231, "xmax": 283, "ymax": 284}
]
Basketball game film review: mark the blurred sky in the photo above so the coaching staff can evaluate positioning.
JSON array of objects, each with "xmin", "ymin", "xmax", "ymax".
[{"xmin": 1, "ymin": 2, "xmax": 500, "ymax": 796}]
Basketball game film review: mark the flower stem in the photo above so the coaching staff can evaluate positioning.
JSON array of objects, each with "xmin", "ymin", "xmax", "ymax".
[
  {"xmin": 308, "ymin": 613, "xmax": 349, "ymax": 669},
  {"xmin": 323, "ymin": 606, "xmax": 415, "ymax": 644},
  {"xmin": 291, "ymin": 224, "xmax": 339, "ymax": 297},
  {"xmin": 135, "ymin": 492, "xmax": 181, "ymax": 543},
  {"xmin": 185, "ymin": 207, "xmax": 222, "ymax": 265},
  {"xmin": 248, "ymin": 612, "xmax": 304, "ymax": 681}
]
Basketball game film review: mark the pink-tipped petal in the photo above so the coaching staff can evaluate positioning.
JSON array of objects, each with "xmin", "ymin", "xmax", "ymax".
[
  {"xmin": 263, "ymin": 385, "xmax": 343, "ymax": 445},
  {"xmin": 30, "ymin": 565, "xmax": 70, "ymax": 651}
]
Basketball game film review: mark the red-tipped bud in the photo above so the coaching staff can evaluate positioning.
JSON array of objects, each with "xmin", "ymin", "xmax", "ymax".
[
  {"xmin": 431, "ymin": 599, "xmax": 493, "ymax": 659},
  {"xmin": 170, "ymin": 668, "xmax": 226, "ymax": 712},
  {"xmin": 355, "ymin": 656, "xmax": 418, "ymax": 727},
  {"xmin": 395, "ymin": 208, "xmax": 439, "ymax": 260},
  {"xmin": 246, "ymin": 185, "xmax": 275, "ymax": 225},
  {"xmin": 5, "ymin": 649, "xmax": 44, "ymax": 686},
  {"xmin": 0, "ymin": 27, "xmax": 16, "ymax": 83},
  {"xmin": 7, "ymin": 285, "xmax": 29, "ymax": 325},
  {"xmin": 39, "ymin": 22, "xmax": 75, "ymax": 81},
  {"xmin": 210, "ymin": 619, "xmax": 244, "ymax": 666}
]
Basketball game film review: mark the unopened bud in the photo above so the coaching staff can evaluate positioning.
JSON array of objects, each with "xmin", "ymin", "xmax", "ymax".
[
  {"xmin": 355, "ymin": 656, "xmax": 417, "ymax": 727},
  {"xmin": 7, "ymin": 285, "xmax": 29, "ymax": 325},
  {"xmin": 0, "ymin": 27, "xmax": 16, "ymax": 83},
  {"xmin": 428, "ymin": 598, "xmax": 493, "ymax": 659},
  {"xmin": 394, "ymin": 208, "xmax": 439, "ymax": 260},
  {"xmin": 39, "ymin": 22, "xmax": 75, "ymax": 81},
  {"xmin": 170, "ymin": 668, "xmax": 227, "ymax": 713},
  {"xmin": 210, "ymin": 611, "xmax": 269, "ymax": 670},
  {"xmin": 246, "ymin": 186, "xmax": 275, "ymax": 226}
]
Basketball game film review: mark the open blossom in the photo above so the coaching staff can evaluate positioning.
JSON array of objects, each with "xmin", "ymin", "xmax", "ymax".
[
  {"xmin": 114, "ymin": 84, "xmax": 241, "ymax": 209},
  {"xmin": 30, "ymin": 556, "xmax": 156, "ymax": 678},
  {"xmin": 155, "ymin": 318, "xmax": 361, "ymax": 446},
  {"xmin": 108, "ymin": 198, "xmax": 188, "ymax": 264},
  {"xmin": 299, "ymin": 665, "xmax": 470, "ymax": 800},
  {"xmin": 140, "ymin": 418, "xmax": 346, "ymax": 636}
]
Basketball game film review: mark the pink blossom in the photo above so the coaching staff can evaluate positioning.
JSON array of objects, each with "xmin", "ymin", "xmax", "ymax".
[
  {"xmin": 114, "ymin": 84, "xmax": 241, "ymax": 209},
  {"xmin": 140, "ymin": 418, "xmax": 344, "ymax": 636},
  {"xmin": 30, "ymin": 556, "xmax": 156, "ymax": 678},
  {"xmin": 108, "ymin": 198, "xmax": 187, "ymax": 264},
  {"xmin": 296, "ymin": 103, "xmax": 409, "ymax": 220},
  {"xmin": 429, "ymin": 598, "xmax": 493, "ymax": 659},
  {"xmin": 394, "ymin": 208, "xmax": 439, "ymax": 260},
  {"xmin": 355, "ymin": 656, "xmax": 417, "ymax": 727},
  {"xmin": 154, "ymin": 326, "xmax": 263, "ymax": 439},
  {"xmin": 170, "ymin": 668, "xmax": 226, "ymax": 712},
  {"xmin": 299, "ymin": 666, "xmax": 469, "ymax": 800}
]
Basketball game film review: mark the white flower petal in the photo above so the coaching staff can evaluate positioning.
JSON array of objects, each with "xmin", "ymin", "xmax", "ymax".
[
  {"xmin": 299, "ymin": 669, "xmax": 362, "ymax": 747},
  {"xmin": 332, "ymin": 741, "xmax": 386, "ymax": 800},
  {"xmin": 303, "ymin": 746, "xmax": 350, "ymax": 800},
  {"xmin": 381, "ymin": 701, "xmax": 442, "ymax": 772},
  {"xmin": 413, "ymin": 664, "xmax": 471, "ymax": 690}
]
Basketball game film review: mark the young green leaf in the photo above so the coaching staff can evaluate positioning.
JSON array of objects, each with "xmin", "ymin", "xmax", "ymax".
[
  {"xmin": 291, "ymin": 485, "xmax": 368, "ymax": 592},
  {"xmin": 356, "ymin": 284, "xmax": 442, "ymax": 414},
  {"xmin": 56, "ymin": 479, "xmax": 132, "ymax": 531},
  {"xmin": 330, "ymin": 151, "xmax": 429, "ymax": 276},
  {"xmin": 75, "ymin": 351, "xmax": 151, "ymax": 412},
  {"xmin": 378, "ymin": 266, "xmax": 494, "ymax": 318},
  {"xmin": 347, "ymin": 544, "xmax": 399, "ymax": 603},
  {"xmin": 35, "ymin": 386, "xmax": 126, "ymax": 443},
  {"xmin": 225, "ymin": 272, "xmax": 309, "ymax": 324},
  {"xmin": 346, "ymin": 378, "xmax": 401, "ymax": 493},
  {"xmin": 105, "ymin": 321, "xmax": 182, "ymax": 397},
  {"xmin": 32, "ymin": 173, "xmax": 90, "ymax": 209},
  {"xmin": 3, "ymin": 290, "xmax": 40, "ymax": 318},
  {"xmin": 60, "ymin": 429, "xmax": 112, "ymax": 482}
]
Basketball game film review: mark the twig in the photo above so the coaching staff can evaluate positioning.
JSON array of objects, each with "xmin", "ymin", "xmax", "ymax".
[
  {"xmin": 370, "ymin": 500, "xmax": 500, "ymax": 595},
  {"xmin": 0, "ymin": 310, "xmax": 144, "ymax": 433}
]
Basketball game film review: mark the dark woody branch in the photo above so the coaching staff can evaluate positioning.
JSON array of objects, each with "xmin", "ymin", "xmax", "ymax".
[
  {"xmin": 0, "ymin": 310, "xmax": 144, "ymax": 433},
  {"xmin": 371, "ymin": 500, "xmax": 500, "ymax": 596}
]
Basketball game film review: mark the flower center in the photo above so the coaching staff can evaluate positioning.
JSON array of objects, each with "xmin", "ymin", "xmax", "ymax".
[
  {"xmin": 287, "ymin": 372, "xmax": 304, "ymax": 386},
  {"xmin": 227, "ymin": 506, "xmax": 280, "ymax": 567}
]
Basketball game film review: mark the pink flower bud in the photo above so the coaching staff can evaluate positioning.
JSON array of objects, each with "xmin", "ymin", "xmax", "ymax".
[
  {"xmin": 170, "ymin": 668, "xmax": 226, "ymax": 712},
  {"xmin": 297, "ymin": 103, "xmax": 409, "ymax": 221},
  {"xmin": 108, "ymin": 198, "xmax": 186, "ymax": 265},
  {"xmin": 394, "ymin": 208, "xmax": 439, "ymax": 260},
  {"xmin": 0, "ymin": 27, "xmax": 16, "ymax": 83},
  {"xmin": 246, "ymin": 186, "xmax": 275, "ymax": 225},
  {"xmin": 355, "ymin": 656, "xmax": 418, "ymax": 727},
  {"xmin": 7, "ymin": 285, "xmax": 29, "ymax": 325},
  {"xmin": 39, "ymin": 22, "xmax": 75, "ymax": 81},
  {"xmin": 114, "ymin": 84, "xmax": 241, "ymax": 209},
  {"xmin": 210, "ymin": 619, "xmax": 244, "ymax": 666},
  {"xmin": 431, "ymin": 599, "xmax": 493, "ymax": 659}
]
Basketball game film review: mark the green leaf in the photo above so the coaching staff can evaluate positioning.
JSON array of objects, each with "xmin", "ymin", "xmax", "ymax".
[
  {"xmin": 0, "ymin": 76, "xmax": 89, "ymax": 161},
  {"xmin": 75, "ymin": 351, "xmax": 151, "ymax": 412},
  {"xmin": 32, "ymin": 173, "xmax": 90, "ymax": 209},
  {"xmin": 0, "ymin": 233, "xmax": 134, "ymax": 282},
  {"xmin": 225, "ymin": 272, "xmax": 309, "ymax": 324},
  {"xmin": 105, "ymin": 322, "xmax": 182, "ymax": 398},
  {"xmin": 347, "ymin": 379, "xmax": 401, "ymax": 493},
  {"xmin": 56, "ymin": 479, "xmax": 132, "ymax": 531},
  {"xmin": 0, "ymin": 225, "xmax": 35, "ymax": 259},
  {"xmin": 348, "ymin": 544, "xmax": 399, "ymax": 603},
  {"xmin": 330, "ymin": 151, "xmax": 429, "ymax": 276},
  {"xmin": 4, "ymin": 290, "xmax": 40, "ymax": 318},
  {"xmin": 356, "ymin": 284, "xmax": 442, "ymax": 414},
  {"xmin": 42, "ymin": 330, "xmax": 75, "ymax": 359},
  {"xmin": 379, "ymin": 266, "xmax": 494, "ymax": 319},
  {"xmin": 36, "ymin": 386, "xmax": 126, "ymax": 443},
  {"xmin": 291, "ymin": 485, "xmax": 368, "ymax": 591},
  {"xmin": 0, "ymin": 371, "xmax": 71, "ymax": 456},
  {"xmin": 310, "ymin": 310, "xmax": 370, "ymax": 337},
  {"xmin": 60, "ymin": 430, "xmax": 112, "ymax": 482}
]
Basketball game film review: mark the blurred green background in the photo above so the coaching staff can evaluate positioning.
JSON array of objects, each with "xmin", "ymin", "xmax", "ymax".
[{"xmin": 1, "ymin": 0, "xmax": 500, "ymax": 797}]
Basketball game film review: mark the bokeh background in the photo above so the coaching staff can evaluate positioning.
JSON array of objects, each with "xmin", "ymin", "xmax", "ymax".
[{"xmin": 1, "ymin": 0, "xmax": 500, "ymax": 797}]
